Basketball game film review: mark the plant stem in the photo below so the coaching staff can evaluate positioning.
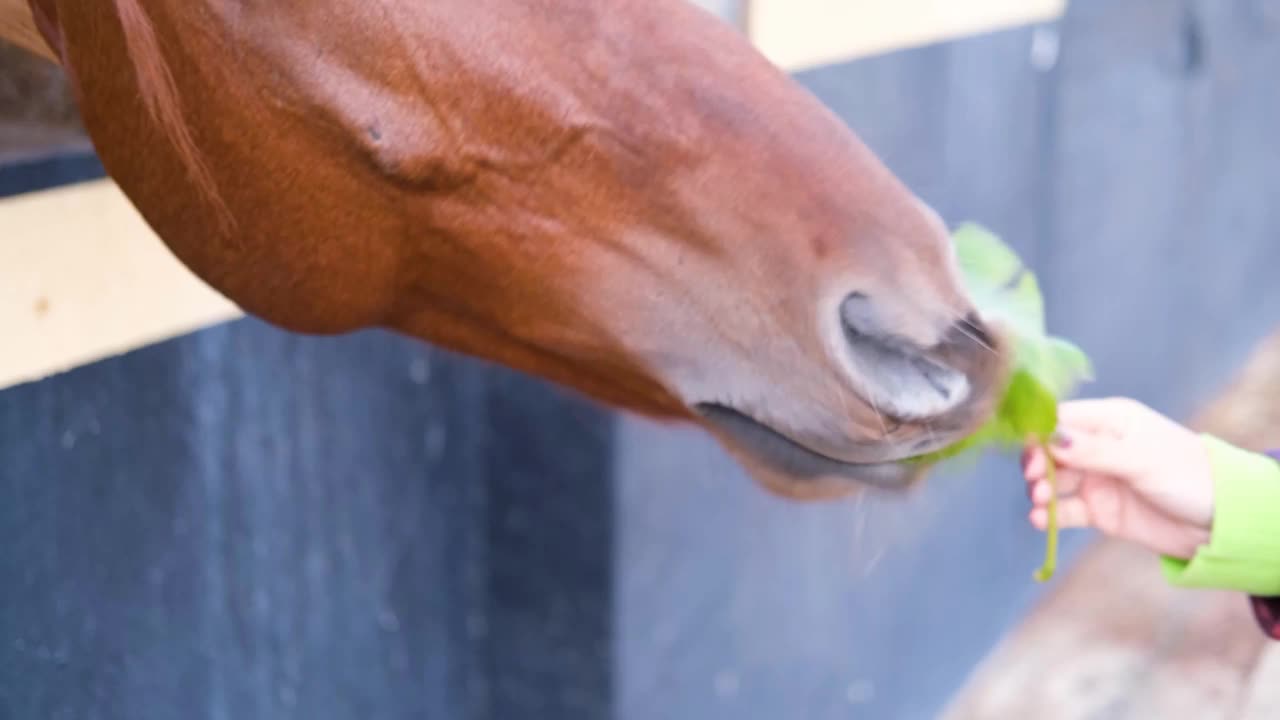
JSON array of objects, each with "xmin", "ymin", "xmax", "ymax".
[{"xmin": 1033, "ymin": 446, "xmax": 1058, "ymax": 582}]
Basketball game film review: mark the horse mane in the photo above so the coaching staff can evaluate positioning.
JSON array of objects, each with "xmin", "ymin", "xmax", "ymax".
[{"xmin": 112, "ymin": 0, "xmax": 233, "ymax": 230}]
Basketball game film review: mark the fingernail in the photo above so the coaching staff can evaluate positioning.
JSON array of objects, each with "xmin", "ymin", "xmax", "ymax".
[{"xmin": 1051, "ymin": 431, "xmax": 1072, "ymax": 449}]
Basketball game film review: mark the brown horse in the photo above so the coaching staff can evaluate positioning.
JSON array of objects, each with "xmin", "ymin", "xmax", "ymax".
[{"xmin": 4, "ymin": 0, "xmax": 1009, "ymax": 499}]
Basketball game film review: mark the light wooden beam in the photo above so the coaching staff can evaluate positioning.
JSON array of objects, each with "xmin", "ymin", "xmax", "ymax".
[
  {"xmin": 0, "ymin": 179, "xmax": 242, "ymax": 390},
  {"xmin": 747, "ymin": 0, "xmax": 1066, "ymax": 72}
]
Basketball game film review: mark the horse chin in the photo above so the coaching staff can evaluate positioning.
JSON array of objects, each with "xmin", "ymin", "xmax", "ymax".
[{"xmin": 693, "ymin": 403, "xmax": 933, "ymax": 500}]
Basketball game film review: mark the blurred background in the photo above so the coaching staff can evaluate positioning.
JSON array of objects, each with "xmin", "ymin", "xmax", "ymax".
[{"xmin": 5, "ymin": 1, "xmax": 1280, "ymax": 718}]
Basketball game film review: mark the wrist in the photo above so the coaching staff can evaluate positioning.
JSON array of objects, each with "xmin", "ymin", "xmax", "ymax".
[
  {"xmin": 1160, "ymin": 435, "xmax": 1280, "ymax": 596},
  {"xmin": 1164, "ymin": 524, "xmax": 1212, "ymax": 561},
  {"xmin": 1179, "ymin": 426, "xmax": 1217, "ymax": 531}
]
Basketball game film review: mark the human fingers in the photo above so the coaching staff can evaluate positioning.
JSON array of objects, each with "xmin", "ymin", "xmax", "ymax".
[
  {"xmin": 1057, "ymin": 397, "xmax": 1148, "ymax": 437},
  {"xmin": 1028, "ymin": 469, "xmax": 1087, "ymax": 504},
  {"xmin": 1029, "ymin": 497, "xmax": 1092, "ymax": 531},
  {"xmin": 1046, "ymin": 427, "xmax": 1142, "ymax": 480},
  {"xmin": 1022, "ymin": 444, "xmax": 1047, "ymax": 481},
  {"xmin": 1022, "ymin": 442, "xmax": 1080, "ymax": 480},
  {"xmin": 1024, "ymin": 434, "xmax": 1117, "ymax": 491}
]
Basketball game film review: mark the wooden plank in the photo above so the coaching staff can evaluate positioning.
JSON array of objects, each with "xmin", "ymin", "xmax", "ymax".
[
  {"xmin": 0, "ymin": 179, "xmax": 242, "ymax": 391},
  {"xmin": 5, "ymin": 0, "xmax": 1066, "ymax": 71},
  {"xmin": 747, "ymin": 0, "xmax": 1065, "ymax": 72},
  {"xmin": 0, "ymin": 316, "xmax": 617, "ymax": 720}
]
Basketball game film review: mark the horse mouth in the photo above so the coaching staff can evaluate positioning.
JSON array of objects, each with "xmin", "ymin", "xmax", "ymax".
[{"xmin": 694, "ymin": 403, "xmax": 930, "ymax": 490}]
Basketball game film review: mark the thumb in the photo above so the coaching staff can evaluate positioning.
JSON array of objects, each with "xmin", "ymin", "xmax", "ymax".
[{"xmin": 1045, "ymin": 428, "xmax": 1140, "ymax": 479}]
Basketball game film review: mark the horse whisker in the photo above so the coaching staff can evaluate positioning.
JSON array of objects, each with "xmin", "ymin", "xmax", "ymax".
[
  {"xmin": 923, "ymin": 419, "xmax": 938, "ymax": 450},
  {"xmin": 955, "ymin": 318, "xmax": 997, "ymax": 355},
  {"xmin": 830, "ymin": 367, "xmax": 889, "ymax": 441},
  {"xmin": 862, "ymin": 379, "xmax": 890, "ymax": 441}
]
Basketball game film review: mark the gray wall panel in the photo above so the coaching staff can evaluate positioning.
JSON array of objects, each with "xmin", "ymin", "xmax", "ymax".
[{"xmin": 0, "ymin": 322, "xmax": 614, "ymax": 720}]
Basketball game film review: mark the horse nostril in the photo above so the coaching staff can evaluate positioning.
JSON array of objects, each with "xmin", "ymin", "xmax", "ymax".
[
  {"xmin": 838, "ymin": 292, "xmax": 971, "ymax": 418},
  {"xmin": 839, "ymin": 291, "xmax": 881, "ymax": 339}
]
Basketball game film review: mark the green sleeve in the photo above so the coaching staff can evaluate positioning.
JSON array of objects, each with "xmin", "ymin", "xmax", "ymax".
[{"xmin": 1160, "ymin": 434, "xmax": 1280, "ymax": 596}]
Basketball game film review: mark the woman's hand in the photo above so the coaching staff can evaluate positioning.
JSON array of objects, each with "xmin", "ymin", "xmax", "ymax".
[{"xmin": 1022, "ymin": 398, "xmax": 1215, "ymax": 559}]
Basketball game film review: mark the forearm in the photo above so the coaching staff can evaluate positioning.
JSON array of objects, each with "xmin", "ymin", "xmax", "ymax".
[
  {"xmin": 1252, "ymin": 450, "xmax": 1280, "ymax": 639},
  {"xmin": 1160, "ymin": 439, "xmax": 1280, "ymax": 592},
  {"xmin": 1159, "ymin": 440, "xmax": 1280, "ymax": 638}
]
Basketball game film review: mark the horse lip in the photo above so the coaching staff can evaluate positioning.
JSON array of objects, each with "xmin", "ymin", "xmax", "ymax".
[{"xmin": 693, "ymin": 403, "xmax": 922, "ymax": 490}]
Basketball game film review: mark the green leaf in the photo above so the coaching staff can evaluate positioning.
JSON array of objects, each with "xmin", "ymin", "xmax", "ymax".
[
  {"xmin": 1040, "ymin": 337, "xmax": 1093, "ymax": 398},
  {"xmin": 912, "ymin": 224, "xmax": 1091, "ymax": 460},
  {"xmin": 952, "ymin": 223, "xmax": 1045, "ymax": 339},
  {"xmin": 952, "ymin": 223, "xmax": 1022, "ymax": 290},
  {"xmin": 999, "ymin": 369, "xmax": 1058, "ymax": 440},
  {"xmin": 906, "ymin": 223, "xmax": 1095, "ymax": 582}
]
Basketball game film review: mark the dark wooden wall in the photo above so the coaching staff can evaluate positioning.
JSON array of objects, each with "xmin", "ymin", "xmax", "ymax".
[
  {"xmin": 5, "ymin": 1, "xmax": 1280, "ymax": 718},
  {"xmin": 0, "ymin": 325, "xmax": 615, "ymax": 719}
]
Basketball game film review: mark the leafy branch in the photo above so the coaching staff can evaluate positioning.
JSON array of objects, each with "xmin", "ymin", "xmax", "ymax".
[{"xmin": 909, "ymin": 224, "xmax": 1093, "ymax": 582}]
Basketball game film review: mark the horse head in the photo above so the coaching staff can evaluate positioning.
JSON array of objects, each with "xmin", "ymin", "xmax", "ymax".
[{"xmin": 24, "ymin": 0, "xmax": 1010, "ymax": 498}]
